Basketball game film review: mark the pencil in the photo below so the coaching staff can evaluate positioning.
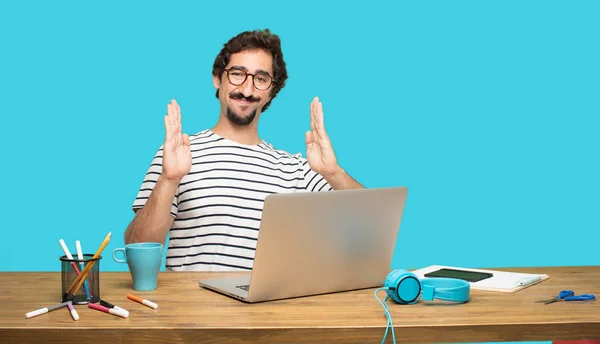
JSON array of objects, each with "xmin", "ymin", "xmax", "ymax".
[{"xmin": 63, "ymin": 231, "xmax": 112, "ymax": 301}]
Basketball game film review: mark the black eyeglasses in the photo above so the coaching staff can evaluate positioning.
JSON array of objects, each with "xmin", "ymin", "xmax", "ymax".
[{"xmin": 224, "ymin": 68, "xmax": 274, "ymax": 91}]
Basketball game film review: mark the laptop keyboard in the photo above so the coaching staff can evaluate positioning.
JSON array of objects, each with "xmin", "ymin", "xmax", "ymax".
[{"xmin": 236, "ymin": 284, "xmax": 250, "ymax": 291}]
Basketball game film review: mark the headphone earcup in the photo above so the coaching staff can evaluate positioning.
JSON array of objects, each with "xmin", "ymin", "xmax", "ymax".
[
  {"xmin": 384, "ymin": 269, "xmax": 422, "ymax": 304},
  {"xmin": 384, "ymin": 269, "xmax": 405, "ymax": 302}
]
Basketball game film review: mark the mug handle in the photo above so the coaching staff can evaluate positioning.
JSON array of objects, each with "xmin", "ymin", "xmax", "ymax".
[{"xmin": 112, "ymin": 248, "xmax": 127, "ymax": 263}]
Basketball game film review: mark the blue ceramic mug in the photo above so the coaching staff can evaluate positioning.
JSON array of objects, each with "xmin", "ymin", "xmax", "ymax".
[{"xmin": 112, "ymin": 243, "xmax": 163, "ymax": 291}]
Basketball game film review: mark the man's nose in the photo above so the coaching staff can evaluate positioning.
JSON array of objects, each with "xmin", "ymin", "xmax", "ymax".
[{"xmin": 238, "ymin": 76, "xmax": 255, "ymax": 97}]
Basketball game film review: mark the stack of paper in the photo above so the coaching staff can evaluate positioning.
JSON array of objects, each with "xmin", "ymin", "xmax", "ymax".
[{"xmin": 411, "ymin": 265, "xmax": 549, "ymax": 293}]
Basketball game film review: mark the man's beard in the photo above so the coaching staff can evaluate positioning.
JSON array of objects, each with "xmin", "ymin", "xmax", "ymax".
[
  {"xmin": 226, "ymin": 92, "xmax": 261, "ymax": 126},
  {"xmin": 226, "ymin": 106, "xmax": 257, "ymax": 126}
]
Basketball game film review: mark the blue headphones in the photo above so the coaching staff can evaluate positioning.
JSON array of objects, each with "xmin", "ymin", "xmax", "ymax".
[
  {"xmin": 383, "ymin": 269, "xmax": 471, "ymax": 304},
  {"xmin": 376, "ymin": 269, "xmax": 470, "ymax": 344}
]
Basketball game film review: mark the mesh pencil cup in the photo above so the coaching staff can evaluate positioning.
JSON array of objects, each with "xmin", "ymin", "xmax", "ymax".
[{"xmin": 59, "ymin": 254, "xmax": 101, "ymax": 304}]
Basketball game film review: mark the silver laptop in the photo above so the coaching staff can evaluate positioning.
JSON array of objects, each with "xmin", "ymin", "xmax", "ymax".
[{"xmin": 199, "ymin": 186, "xmax": 408, "ymax": 303}]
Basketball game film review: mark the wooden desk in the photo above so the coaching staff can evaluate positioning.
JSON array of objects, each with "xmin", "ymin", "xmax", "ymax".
[{"xmin": 1, "ymin": 266, "xmax": 598, "ymax": 343}]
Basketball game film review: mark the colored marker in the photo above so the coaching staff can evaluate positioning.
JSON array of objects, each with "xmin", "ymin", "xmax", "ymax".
[
  {"xmin": 67, "ymin": 301, "xmax": 79, "ymax": 321},
  {"xmin": 100, "ymin": 300, "xmax": 130, "ymax": 317},
  {"xmin": 65, "ymin": 231, "xmax": 111, "ymax": 301},
  {"xmin": 127, "ymin": 294, "xmax": 158, "ymax": 309},
  {"xmin": 58, "ymin": 239, "xmax": 82, "ymax": 275},
  {"xmin": 26, "ymin": 301, "xmax": 70, "ymax": 319},
  {"xmin": 75, "ymin": 240, "xmax": 92, "ymax": 299},
  {"xmin": 88, "ymin": 303, "xmax": 129, "ymax": 318}
]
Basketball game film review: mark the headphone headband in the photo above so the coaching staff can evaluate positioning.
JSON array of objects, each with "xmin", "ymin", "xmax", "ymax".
[{"xmin": 421, "ymin": 277, "xmax": 470, "ymax": 302}]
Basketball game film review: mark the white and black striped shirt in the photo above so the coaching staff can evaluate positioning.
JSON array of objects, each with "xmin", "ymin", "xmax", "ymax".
[{"xmin": 132, "ymin": 129, "xmax": 332, "ymax": 271}]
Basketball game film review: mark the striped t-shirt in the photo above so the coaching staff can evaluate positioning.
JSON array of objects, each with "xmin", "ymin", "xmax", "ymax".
[{"xmin": 132, "ymin": 129, "xmax": 332, "ymax": 271}]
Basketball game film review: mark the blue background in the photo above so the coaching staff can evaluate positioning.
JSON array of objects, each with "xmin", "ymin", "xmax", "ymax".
[{"xmin": 1, "ymin": 0, "xmax": 598, "ymax": 300}]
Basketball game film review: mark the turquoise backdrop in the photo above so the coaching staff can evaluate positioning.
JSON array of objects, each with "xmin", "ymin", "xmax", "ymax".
[
  {"xmin": 1, "ymin": 0, "xmax": 598, "ymax": 271},
  {"xmin": 0, "ymin": 2, "xmax": 597, "ymax": 342}
]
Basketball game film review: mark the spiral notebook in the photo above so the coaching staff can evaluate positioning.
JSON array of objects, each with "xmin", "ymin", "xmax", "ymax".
[{"xmin": 411, "ymin": 265, "xmax": 550, "ymax": 293}]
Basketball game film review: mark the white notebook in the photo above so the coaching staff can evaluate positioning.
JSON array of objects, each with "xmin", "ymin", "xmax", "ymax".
[{"xmin": 411, "ymin": 265, "xmax": 550, "ymax": 293}]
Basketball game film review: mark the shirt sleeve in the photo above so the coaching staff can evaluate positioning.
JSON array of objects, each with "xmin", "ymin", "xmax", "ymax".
[
  {"xmin": 132, "ymin": 145, "xmax": 179, "ymax": 217},
  {"xmin": 299, "ymin": 157, "xmax": 333, "ymax": 192}
]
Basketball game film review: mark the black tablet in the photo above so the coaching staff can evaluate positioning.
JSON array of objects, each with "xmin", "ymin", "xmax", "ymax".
[{"xmin": 424, "ymin": 268, "xmax": 493, "ymax": 282}]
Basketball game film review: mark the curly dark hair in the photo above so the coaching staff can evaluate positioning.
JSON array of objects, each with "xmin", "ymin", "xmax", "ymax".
[{"xmin": 212, "ymin": 29, "xmax": 288, "ymax": 113}]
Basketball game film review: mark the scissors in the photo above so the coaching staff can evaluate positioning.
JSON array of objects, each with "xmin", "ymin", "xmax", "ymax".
[{"xmin": 536, "ymin": 290, "xmax": 596, "ymax": 304}]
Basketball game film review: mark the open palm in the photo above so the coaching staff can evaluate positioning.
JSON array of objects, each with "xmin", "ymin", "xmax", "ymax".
[
  {"xmin": 162, "ymin": 99, "xmax": 192, "ymax": 181},
  {"xmin": 305, "ymin": 97, "xmax": 338, "ymax": 177}
]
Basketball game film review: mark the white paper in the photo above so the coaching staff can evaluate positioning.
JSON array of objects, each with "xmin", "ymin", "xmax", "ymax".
[{"xmin": 411, "ymin": 265, "xmax": 549, "ymax": 292}]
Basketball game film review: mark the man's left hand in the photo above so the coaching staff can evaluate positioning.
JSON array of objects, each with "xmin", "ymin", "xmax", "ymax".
[{"xmin": 305, "ymin": 96, "xmax": 341, "ymax": 178}]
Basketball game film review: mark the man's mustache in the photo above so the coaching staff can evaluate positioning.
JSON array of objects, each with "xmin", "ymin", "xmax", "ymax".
[{"xmin": 230, "ymin": 92, "xmax": 260, "ymax": 103}]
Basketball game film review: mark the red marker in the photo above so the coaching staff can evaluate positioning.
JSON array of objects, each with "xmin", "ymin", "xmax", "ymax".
[
  {"xmin": 88, "ymin": 303, "xmax": 129, "ymax": 318},
  {"xmin": 59, "ymin": 239, "xmax": 82, "ymax": 275}
]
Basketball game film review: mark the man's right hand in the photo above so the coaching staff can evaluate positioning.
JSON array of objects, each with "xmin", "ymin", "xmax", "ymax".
[{"xmin": 162, "ymin": 99, "xmax": 192, "ymax": 182}]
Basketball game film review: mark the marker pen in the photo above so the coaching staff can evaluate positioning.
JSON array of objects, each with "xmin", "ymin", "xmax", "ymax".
[
  {"xmin": 88, "ymin": 303, "xmax": 129, "ymax": 318},
  {"xmin": 26, "ymin": 301, "xmax": 70, "ymax": 319},
  {"xmin": 127, "ymin": 294, "xmax": 158, "ymax": 309},
  {"xmin": 518, "ymin": 276, "xmax": 542, "ymax": 287},
  {"xmin": 100, "ymin": 300, "xmax": 130, "ymax": 317},
  {"xmin": 67, "ymin": 301, "xmax": 79, "ymax": 321},
  {"xmin": 58, "ymin": 239, "xmax": 82, "ymax": 275},
  {"xmin": 75, "ymin": 240, "xmax": 92, "ymax": 299}
]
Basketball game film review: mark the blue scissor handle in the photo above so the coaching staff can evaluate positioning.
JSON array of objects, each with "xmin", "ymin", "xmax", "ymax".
[
  {"xmin": 564, "ymin": 294, "xmax": 595, "ymax": 301},
  {"xmin": 558, "ymin": 290, "xmax": 575, "ymax": 299}
]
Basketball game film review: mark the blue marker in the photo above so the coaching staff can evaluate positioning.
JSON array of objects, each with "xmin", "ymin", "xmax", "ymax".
[{"xmin": 75, "ymin": 240, "xmax": 92, "ymax": 300}]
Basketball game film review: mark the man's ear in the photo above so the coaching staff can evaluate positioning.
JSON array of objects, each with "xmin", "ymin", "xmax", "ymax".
[{"xmin": 213, "ymin": 74, "xmax": 221, "ymax": 90}]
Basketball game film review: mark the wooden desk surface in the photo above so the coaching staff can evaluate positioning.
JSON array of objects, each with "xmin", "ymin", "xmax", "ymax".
[{"xmin": 1, "ymin": 266, "xmax": 599, "ymax": 343}]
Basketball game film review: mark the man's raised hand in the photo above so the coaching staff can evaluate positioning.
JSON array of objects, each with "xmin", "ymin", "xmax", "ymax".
[
  {"xmin": 162, "ymin": 99, "xmax": 192, "ymax": 182},
  {"xmin": 305, "ymin": 96, "xmax": 339, "ymax": 178}
]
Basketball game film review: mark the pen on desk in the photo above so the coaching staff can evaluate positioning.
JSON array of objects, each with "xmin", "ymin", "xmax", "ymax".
[
  {"xmin": 66, "ymin": 301, "xmax": 79, "ymax": 321},
  {"xmin": 127, "ymin": 294, "xmax": 158, "ymax": 309},
  {"xmin": 75, "ymin": 240, "xmax": 92, "ymax": 299},
  {"xmin": 88, "ymin": 303, "xmax": 129, "ymax": 318},
  {"xmin": 519, "ymin": 276, "xmax": 542, "ymax": 286},
  {"xmin": 58, "ymin": 239, "xmax": 82, "ymax": 275},
  {"xmin": 25, "ymin": 301, "xmax": 70, "ymax": 319},
  {"xmin": 100, "ymin": 300, "xmax": 130, "ymax": 317}
]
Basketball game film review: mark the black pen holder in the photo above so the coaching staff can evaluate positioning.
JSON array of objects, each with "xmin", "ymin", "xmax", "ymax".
[{"xmin": 59, "ymin": 254, "xmax": 101, "ymax": 304}]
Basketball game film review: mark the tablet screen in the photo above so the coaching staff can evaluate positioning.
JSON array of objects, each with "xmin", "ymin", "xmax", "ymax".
[{"xmin": 424, "ymin": 268, "xmax": 493, "ymax": 282}]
